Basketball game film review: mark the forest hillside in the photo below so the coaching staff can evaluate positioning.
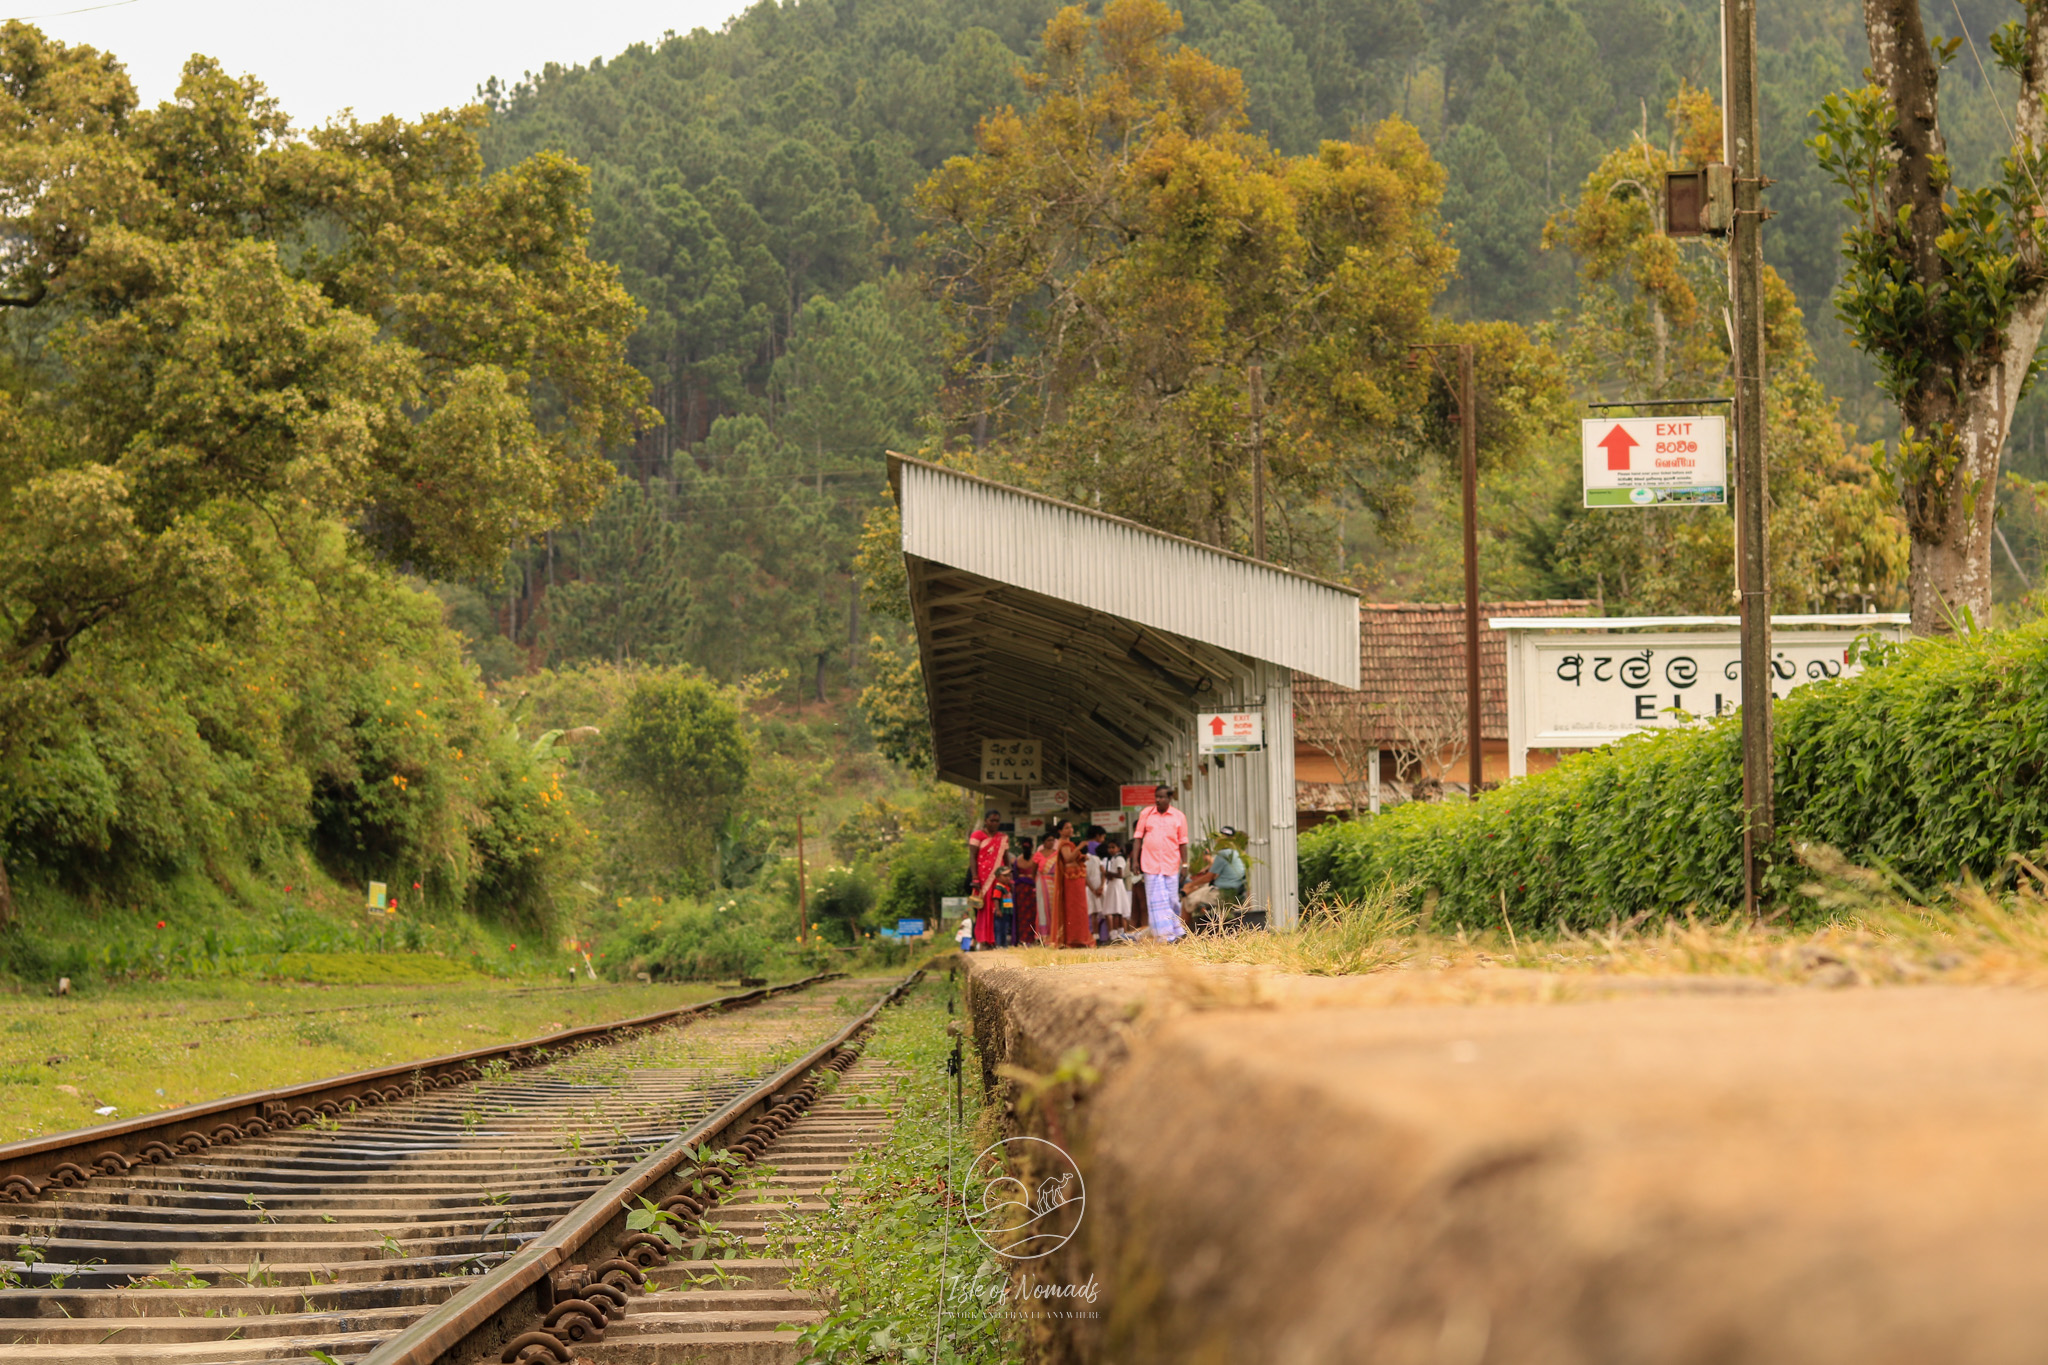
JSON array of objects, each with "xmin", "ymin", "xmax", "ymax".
[{"xmin": 465, "ymin": 0, "xmax": 2036, "ymax": 700}]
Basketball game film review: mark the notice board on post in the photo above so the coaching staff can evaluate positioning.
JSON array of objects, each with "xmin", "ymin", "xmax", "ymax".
[
  {"xmin": 1499, "ymin": 615, "xmax": 1911, "ymax": 778},
  {"xmin": 1028, "ymin": 788, "xmax": 1069, "ymax": 814}
]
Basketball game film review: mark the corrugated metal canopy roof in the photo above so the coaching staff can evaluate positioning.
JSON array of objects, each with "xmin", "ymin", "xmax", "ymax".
[
  {"xmin": 889, "ymin": 455, "xmax": 1359, "ymax": 686},
  {"xmin": 889, "ymin": 455, "xmax": 1359, "ymax": 801}
]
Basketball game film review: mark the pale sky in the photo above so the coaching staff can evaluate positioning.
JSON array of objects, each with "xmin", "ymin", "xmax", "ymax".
[{"xmin": 24, "ymin": 0, "xmax": 752, "ymax": 127}]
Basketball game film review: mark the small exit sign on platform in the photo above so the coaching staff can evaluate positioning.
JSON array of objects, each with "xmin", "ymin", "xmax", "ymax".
[{"xmin": 1196, "ymin": 711, "xmax": 1264, "ymax": 753}]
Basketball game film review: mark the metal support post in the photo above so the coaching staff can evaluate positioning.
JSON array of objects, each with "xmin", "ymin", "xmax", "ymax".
[
  {"xmin": 1250, "ymin": 362, "xmax": 1267, "ymax": 561},
  {"xmin": 1459, "ymin": 343, "xmax": 1483, "ymax": 796}
]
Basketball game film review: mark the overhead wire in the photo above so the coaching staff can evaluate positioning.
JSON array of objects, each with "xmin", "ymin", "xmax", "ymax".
[
  {"xmin": 1946, "ymin": 0, "xmax": 2048, "ymax": 207},
  {"xmin": 3, "ymin": 0, "xmax": 141, "ymax": 17}
]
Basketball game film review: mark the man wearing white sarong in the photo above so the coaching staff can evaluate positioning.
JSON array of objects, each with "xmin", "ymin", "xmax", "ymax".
[{"xmin": 1131, "ymin": 785, "xmax": 1189, "ymax": 944}]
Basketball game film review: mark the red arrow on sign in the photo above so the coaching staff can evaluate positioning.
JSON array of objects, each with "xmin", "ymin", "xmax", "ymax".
[
  {"xmin": 1209, "ymin": 716, "xmax": 1227, "ymax": 736},
  {"xmin": 1598, "ymin": 424, "xmax": 1639, "ymax": 471}
]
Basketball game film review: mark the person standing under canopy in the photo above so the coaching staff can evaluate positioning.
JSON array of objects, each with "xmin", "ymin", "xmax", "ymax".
[
  {"xmin": 1133, "ymin": 785, "xmax": 1189, "ymax": 944},
  {"xmin": 969, "ymin": 810, "xmax": 1008, "ymax": 949},
  {"xmin": 1033, "ymin": 832, "xmax": 1060, "ymax": 944},
  {"xmin": 1184, "ymin": 825, "xmax": 1249, "ymax": 931},
  {"xmin": 1010, "ymin": 847, "xmax": 1038, "ymax": 945},
  {"xmin": 1100, "ymin": 836, "xmax": 1133, "ymax": 941},
  {"xmin": 1056, "ymin": 819, "xmax": 1090, "ymax": 947}
]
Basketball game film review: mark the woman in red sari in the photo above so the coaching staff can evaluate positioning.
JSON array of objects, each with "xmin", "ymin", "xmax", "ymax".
[
  {"xmin": 1056, "ymin": 820, "xmax": 1091, "ymax": 948},
  {"xmin": 1033, "ymin": 834, "xmax": 1061, "ymax": 944},
  {"xmin": 968, "ymin": 811, "xmax": 1007, "ymax": 948}
]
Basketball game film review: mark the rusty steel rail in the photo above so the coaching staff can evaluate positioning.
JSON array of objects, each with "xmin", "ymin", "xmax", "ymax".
[
  {"xmin": 359, "ymin": 964, "xmax": 928, "ymax": 1365},
  {"xmin": 0, "ymin": 973, "xmax": 841, "ymax": 1203}
]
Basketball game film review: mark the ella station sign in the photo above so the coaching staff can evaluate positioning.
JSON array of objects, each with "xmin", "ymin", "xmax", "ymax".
[
  {"xmin": 979, "ymin": 738, "xmax": 1042, "ymax": 785},
  {"xmin": 1499, "ymin": 616, "xmax": 1912, "ymax": 777},
  {"xmin": 1581, "ymin": 415, "xmax": 1727, "ymax": 507}
]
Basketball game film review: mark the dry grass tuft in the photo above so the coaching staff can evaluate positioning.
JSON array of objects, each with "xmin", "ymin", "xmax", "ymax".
[{"xmin": 1153, "ymin": 846, "xmax": 2048, "ymax": 989}]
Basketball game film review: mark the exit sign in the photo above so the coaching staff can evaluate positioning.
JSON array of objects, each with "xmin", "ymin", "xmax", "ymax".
[
  {"xmin": 1196, "ymin": 711, "xmax": 1263, "ymax": 753},
  {"xmin": 1581, "ymin": 415, "xmax": 1726, "ymax": 507}
]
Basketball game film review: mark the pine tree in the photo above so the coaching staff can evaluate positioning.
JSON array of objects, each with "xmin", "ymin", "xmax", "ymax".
[{"xmin": 548, "ymin": 482, "xmax": 696, "ymax": 666}]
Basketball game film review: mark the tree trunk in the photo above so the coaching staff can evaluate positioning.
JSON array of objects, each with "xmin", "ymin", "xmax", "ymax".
[
  {"xmin": 0, "ymin": 848, "xmax": 13, "ymax": 931},
  {"xmin": 1649, "ymin": 296, "xmax": 1668, "ymax": 391},
  {"xmin": 846, "ymin": 592, "xmax": 860, "ymax": 677},
  {"xmin": 1862, "ymin": 0, "xmax": 2048, "ymax": 633},
  {"xmin": 1900, "ymin": 321, "xmax": 2048, "ymax": 631}
]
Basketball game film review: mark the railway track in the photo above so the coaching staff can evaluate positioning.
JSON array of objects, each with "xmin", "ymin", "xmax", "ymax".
[{"xmin": 0, "ymin": 970, "xmax": 922, "ymax": 1364}]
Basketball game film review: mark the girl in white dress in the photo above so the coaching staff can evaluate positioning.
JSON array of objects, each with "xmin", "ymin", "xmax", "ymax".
[{"xmin": 1099, "ymin": 838, "xmax": 1133, "ymax": 941}]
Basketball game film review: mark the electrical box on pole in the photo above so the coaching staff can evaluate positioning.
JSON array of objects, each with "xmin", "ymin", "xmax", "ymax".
[{"xmin": 1664, "ymin": 164, "xmax": 1734, "ymax": 237}]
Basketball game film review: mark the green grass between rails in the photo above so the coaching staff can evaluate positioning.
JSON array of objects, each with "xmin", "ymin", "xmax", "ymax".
[{"xmin": 775, "ymin": 974, "xmax": 1023, "ymax": 1365}]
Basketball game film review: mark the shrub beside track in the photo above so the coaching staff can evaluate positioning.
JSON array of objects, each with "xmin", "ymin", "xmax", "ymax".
[{"xmin": 1302, "ymin": 622, "xmax": 2048, "ymax": 926}]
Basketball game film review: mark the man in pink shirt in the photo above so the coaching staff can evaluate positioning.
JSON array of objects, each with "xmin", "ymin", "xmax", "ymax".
[{"xmin": 1131, "ymin": 784, "xmax": 1189, "ymax": 943}]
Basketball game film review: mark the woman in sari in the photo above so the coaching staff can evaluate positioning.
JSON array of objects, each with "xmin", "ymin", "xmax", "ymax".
[
  {"xmin": 1033, "ymin": 833, "xmax": 1060, "ymax": 944},
  {"xmin": 969, "ymin": 811, "xmax": 1007, "ymax": 948},
  {"xmin": 1056, "ymin": 820, "xmax": 1091, "ymax": 948},
  {"xmin": 1010, "ymin": 850, "xmax": 1038, "ymax": 945}
]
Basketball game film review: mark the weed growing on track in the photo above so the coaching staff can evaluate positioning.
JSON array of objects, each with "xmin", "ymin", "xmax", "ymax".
[{"xmin": 775, "ymin": 978, "xmax": 1020, "ymax": 1365}]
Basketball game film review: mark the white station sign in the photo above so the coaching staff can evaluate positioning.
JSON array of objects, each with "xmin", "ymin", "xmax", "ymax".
[
  {"xmin": 1582, "ymin": 415, "xmax": 1727, "ymax": 507},
  {"xmin": 1502, "ymin": 620, "xmax": 1912, "ymax": 777}
]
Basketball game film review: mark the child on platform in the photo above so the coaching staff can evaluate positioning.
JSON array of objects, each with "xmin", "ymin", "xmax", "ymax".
[
  {"xmin": 993, "ymin": 865, "xmax": 1015, "ymax": 948},
  {"xmin": 1085, "ymin": 840, "xmax": 1107, "ymax": 944},
  {"xmin": 1100, "ymin": 837, "xmax": 1133, "ymax": 942}
]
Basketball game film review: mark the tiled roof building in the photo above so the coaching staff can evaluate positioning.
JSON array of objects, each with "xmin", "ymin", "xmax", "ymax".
[
  {"xmin": 1294, "ymin": 600, "xmax": 1593, "ymax": 742},
  {"xmin": 1295, "ymin": 600, "xmax": 1593, "ymax": 813}
]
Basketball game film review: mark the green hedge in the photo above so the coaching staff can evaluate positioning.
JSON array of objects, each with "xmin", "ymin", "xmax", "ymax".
[{"xmin": 1300, "ymin": 621, "xmax": 2048, "ymax": 928}]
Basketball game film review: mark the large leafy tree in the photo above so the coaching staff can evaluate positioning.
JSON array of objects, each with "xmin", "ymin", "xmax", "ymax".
[
  {"xmin": 606, "ymin": 674, "xmax": 753, "ymax": 891},
  {"xmin": 0, "ymin": 25, "xmax": 647, "ymax": 911},
  {"xmin": 0, "ymin": 30, "xmax": 647, "ymax": 680},
  {"xmin": 1541, "ymin": 89, "xmax": 1907, "ymax": 614},
  {"xmin": 918, "ymin": 0, "xmax": 1510, "ymax": 564},
  {"xmin": 1811, "ymin": 0, "xmax": 2048, "ymax": 630}
]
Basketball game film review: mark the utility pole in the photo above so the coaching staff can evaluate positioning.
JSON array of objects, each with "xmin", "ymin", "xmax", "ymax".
[
  {"xmin": 1726, "ymin": 0, "xmax": 1770, "ymax": 915},
  {"xmin": 1407, "ymin": 341, "xmax": 1486, "ymax": 798},
  {"xmin": 1457, "ymin": 343, "xmax": 1482, "ymax": 797},
  {"xmin": 1249, "ymin": 362, "xmax": 1267, "ymax": 560}
]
